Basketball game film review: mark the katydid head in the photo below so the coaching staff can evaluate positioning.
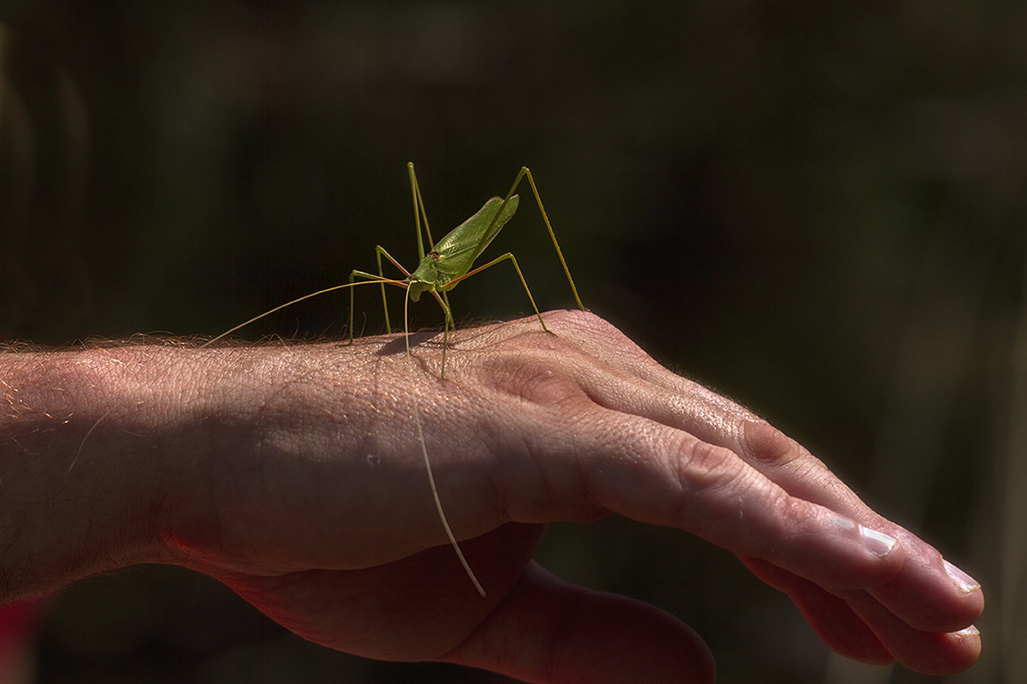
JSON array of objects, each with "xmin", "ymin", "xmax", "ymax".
[{"xmin": 408, "ymin": 252, "xmax": 441, "ymax": 302}]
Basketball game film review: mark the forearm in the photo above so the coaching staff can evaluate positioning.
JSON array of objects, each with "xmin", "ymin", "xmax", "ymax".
[
  {"xmin": 0, "ymin": 342, "xmax": 218, "ymax": 601},
  {"xmin": 0, "ymin": 338, "xmax": 419, "ymax": 602}
]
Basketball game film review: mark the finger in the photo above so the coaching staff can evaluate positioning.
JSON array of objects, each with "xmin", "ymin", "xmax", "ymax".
[
  {"xmin": 693, "ymin": 419, "xmax": 986, "ymax": 634},
  {"xmin": 731, "ymin": 420, "xmax": 985, "ymax": 632},
  {"xmin": 740, "ymin": 557, "xmax": 895, "ymax": 665},
  {"xmin": 734, "ymin": 421, "xmax": 984, "ymax": 633},
  {"xmin": 865, "ymin": 536, "xmax": 984, "ymax": 632},
  {"xmin": 737, "ymin": 422, "xmax": 984, "ymax": 631},
  {"xmin": 526, "ymin": 313, "xmax": 874, "ymax": 513},
  {"xmin": 536, "ymin": 313, "xmax": 868, "ymax": 511},
  {"xmin": 844, "ymin": 588, "xmax": 982, "ymax": 675},
  {"xmin": 443, "ymin": 561, "xmax": 716, "ymax": 684},
  {"xmin": 575, "ymin": 362, "xmax": 853, "ymax": 510},
  {"xmin": 507, "ymin": 401, "xmax": 906, "ymax": 590},
  {"xmin": 515, "ymin": 322, "xmax": 863, "ymax": 512}
]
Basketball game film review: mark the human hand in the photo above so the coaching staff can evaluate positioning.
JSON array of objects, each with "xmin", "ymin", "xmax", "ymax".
[{"xmin": 160, "ymin": 310, "xmax": 982, "ymax": 682}]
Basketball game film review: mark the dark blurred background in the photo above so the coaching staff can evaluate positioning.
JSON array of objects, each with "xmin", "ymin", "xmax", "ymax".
[{"xmin": 1, "ymin": 1, "xmax": 1024, "ymax": 682}]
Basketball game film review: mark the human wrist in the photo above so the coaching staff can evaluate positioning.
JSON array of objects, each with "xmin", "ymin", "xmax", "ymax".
[
  {"xmin": 0, "ymin": 343, "xmax": 215, "ymax": 602},
  {"xmin": 162, "ymin": 340, "xmax": 399, "ymax": 575}
]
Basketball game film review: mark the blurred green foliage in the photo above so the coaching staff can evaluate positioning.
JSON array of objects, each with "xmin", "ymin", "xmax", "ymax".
[{"xmin": 2, "ymin": 1, "xmax": 1024, "ymax": 682}]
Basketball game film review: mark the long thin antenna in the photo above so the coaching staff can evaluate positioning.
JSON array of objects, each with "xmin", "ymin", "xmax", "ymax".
[
  {"xmin": 404, "ymin": 284, "xmax": 486, "ymax": 597},
  {"xmin": 201, "ymin": 279, "xmax": 405, "ymax": 348}
]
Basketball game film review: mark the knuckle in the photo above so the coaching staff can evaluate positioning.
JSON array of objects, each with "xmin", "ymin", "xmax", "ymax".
[
  {"xmin": 739, "ymin": 417, "xmax": 805, "ymax": 466},
  {"xmin": 672, "ymin": 438, "xmax": 747, "ymax": 498},
  {"xmin": 671, "ymin": 435, "xmax": 798, "ymax": 526}
]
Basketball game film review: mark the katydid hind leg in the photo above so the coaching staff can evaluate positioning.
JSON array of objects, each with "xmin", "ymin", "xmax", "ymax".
[
  {"xmin": 443, "ymin": 251, "xmax": 550, "ymax": 334},
  {"xmin": 407, "ymin": 162, "xmax": 435, "ymax": 258},
  {"xmin": 499, "ymin": 167, "xmax": 586, "ymax": 313}
]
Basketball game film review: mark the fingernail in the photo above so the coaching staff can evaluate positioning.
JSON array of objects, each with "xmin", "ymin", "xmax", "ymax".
[
  {"xmin": 944, "ymin": 560, "xmax": 981, "ymax": 593},
  {"xmin": 954, "ymin": 624, "xmax": 980, "ymax": 638},
  {"xmin": 860, "ymin": 526, "xmax": 898, "ymax": 558},
  {"xmin": 830, "ymin": 515, "xmax": 897, "ymax": 558}
]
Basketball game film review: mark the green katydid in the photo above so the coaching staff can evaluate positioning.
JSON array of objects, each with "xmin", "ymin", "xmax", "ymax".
[{"xmin": 204, "ymin": 162, "xmax": 586, "ymax": 596}]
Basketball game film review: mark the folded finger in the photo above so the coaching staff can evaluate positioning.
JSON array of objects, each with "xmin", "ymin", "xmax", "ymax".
[
  {"xmin": 739, "ymin": 556, "xmax": 981, "ymax": 675},
  {"xmin": 844, "ymin": 588, "xmax": 982, "ymax": 675},
  {"xmin": 740, "ymin": 556, "xmax": 894, "ymax": 665}
]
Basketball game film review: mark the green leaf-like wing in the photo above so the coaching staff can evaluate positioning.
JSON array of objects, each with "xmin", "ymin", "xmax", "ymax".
[{"xmin": 430, "ymin": 195, "xmax": 520, "ymax": 279}]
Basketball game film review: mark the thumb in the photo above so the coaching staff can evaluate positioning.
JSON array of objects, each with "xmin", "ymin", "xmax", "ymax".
[{"xmin": 442, "ymin": 562, "xmax": 716, "ymax": 684}]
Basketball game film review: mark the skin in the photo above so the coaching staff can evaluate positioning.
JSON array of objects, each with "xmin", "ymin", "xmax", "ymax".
[{"xmin": 0, "ymin": 310, "xmax": 982, "ymax": 682}]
